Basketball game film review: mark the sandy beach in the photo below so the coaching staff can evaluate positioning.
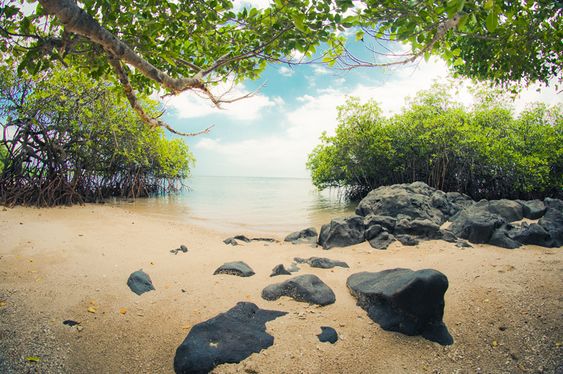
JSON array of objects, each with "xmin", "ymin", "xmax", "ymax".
[{"xmin": 0, "ymin": 204, "xmax": 561, "ymax": 373}]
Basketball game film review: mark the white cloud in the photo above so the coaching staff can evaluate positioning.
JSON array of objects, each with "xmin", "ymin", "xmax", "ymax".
[
  {"xmin": 164, "ymin": 82, "xmax": 275, "ymax": 121},
  {"xmin": 311, "ymin": 65, "xmax": 330, "ymax": 75},
  {"xmin": 233, "ymin": 0, "xmax": 271, "ymax": 10},
  {"xmin": 278, "ymin": 66, "xmax": 295, "ymax": 77}
]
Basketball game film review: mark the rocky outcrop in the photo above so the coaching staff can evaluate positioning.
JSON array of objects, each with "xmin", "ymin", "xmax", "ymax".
[
  {"xmin": 173, "ymin": 302, "xmax": 286, "ymax": 374},
  {"xmin": 317, "ymin": 182, "xmax": 561, "ymax": 250},
  {"xmin": 294, "ymin": 257, "xmax": 349, "ymax": 269},
  {"xmin": 262, "ymin": 274, "xmax": 336, "ymax": 306},
  {"xmin": 213, "ymin": 261, "xmax": 255, "ymax": 277},
  {"xmin": 347, "ymin": 268, "xmax": 453, "ymax": 345},
  {"xmin": 318, "ymin": 216, "xmax": 365, "ymax": 249},
  {"xmin": 317, "ymin": 326, "xmax": 338, "ymax": 344},
  {"xmin": 539, "ymin": 198, "xmax": 563, "ymax": 247},
  {"xmin": 285, "ymin": 227, "xmax": 318, "ymax": 244},
  {"xmin": 127, "ymin": 270, "xmax": 155, "ymax": 295}
]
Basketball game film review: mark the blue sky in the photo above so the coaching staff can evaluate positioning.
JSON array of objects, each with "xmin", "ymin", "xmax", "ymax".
[{"xmin": 159, "ymin": 1, "xmax": 562, "ymax": 179}]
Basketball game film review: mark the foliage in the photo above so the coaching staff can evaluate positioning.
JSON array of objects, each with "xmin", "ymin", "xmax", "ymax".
[
  {"xmin": 307, "ymin": 84, "xmax": 562, "ymax": 200},
  {"xmin": 0, "ymin": 1, "xmax": 560, "ymax": 132},
  {"xmin": 0, "ymin": 66, "xmax": 194, "ymax": 206}
]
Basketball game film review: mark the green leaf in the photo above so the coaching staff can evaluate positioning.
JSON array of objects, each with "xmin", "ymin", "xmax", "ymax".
[
  {"xmin": 355, "ymin": 30, "xmax": 364, "ymax": 41},
  {"xmin": 26, "ymin": 356, "xmax": 41, "ymax": 362},
  {"xmin": 486, "ymin": 11, "xmax": 498, "ymax": 32},
  {"xmin": 453, "ymin": 57, "xmax": 465, "ymax": 66},
  {"xmin": 292, "ymin": 14, "xmax": 305, "ymax": 33}
]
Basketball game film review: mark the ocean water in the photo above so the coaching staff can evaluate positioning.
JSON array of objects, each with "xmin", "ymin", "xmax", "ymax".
[{"xmin": 121, "ymin": 176, "xmax": 355, "ymax": 234}]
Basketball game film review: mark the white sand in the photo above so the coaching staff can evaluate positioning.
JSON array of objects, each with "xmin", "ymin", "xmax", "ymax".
[{"xmin": 0, "ymin": 204, "xmax": 561, "ymax": 373}]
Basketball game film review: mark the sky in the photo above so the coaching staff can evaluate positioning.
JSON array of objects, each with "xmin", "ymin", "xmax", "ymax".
[{"xmin": 159, "ymin": 3, "xmax": 562, "ymax": 179}]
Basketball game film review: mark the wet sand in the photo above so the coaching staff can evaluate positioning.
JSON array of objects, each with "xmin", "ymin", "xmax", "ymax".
[{"xmin": 0, "ymin": 204, "xmax": 561, "ymax": 373}]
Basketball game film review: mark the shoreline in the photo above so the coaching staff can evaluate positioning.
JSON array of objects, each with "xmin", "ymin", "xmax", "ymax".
[{"xmin": 0, "ymin": 204, "xmax": 561, "ymax": 373}]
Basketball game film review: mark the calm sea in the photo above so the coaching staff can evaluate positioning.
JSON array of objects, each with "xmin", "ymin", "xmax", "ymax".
[{"xmin": 120, "ymin": 176, "xmax": 355, "ymax": 234}]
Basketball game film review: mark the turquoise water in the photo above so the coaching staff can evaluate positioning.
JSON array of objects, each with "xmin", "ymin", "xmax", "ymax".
[{"xmin": 121, "ymin": 176, "xmax": 355, "ymax": 233}]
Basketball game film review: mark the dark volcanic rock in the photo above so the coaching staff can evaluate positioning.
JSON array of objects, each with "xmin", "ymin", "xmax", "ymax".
[
  {"xmin": 395, "ymin": 218, "xmax": 441, "ymax": 238},
  {"xmin": 440, "ymin": 229, "xmax": 458, "ymax": 243},
  {"xmin": 539, "ymin": 198, "xmax": 563, "ymax": 247},
  {"xmin": 347, "ymin": 268, "xmax": 452, "ymax": 345},
  {"xmin": 234, "ymin": 235, "xmax": 252, "ymax": 243},
  {"xmin": 270, "ymin": 264, "xmax": 291, "ymax": 277},
  {"xmin": 127, "ymin": 270, "xmax": 155, "ymax": 295},
  {"xmin": 364, "ymin": 215, "xmax": 397, "ymax": 232},
  {"xmin": 170, "ymin": 245, "xmax": 188, "ymax": 255},
  {"xmin": 285, "ymin": 227, "xmax": 318, "ymax": 244},
  {"xmin": 318, "ymin": 216, "xmax": 365, "ymax": 249},
  {"xmin": 486, "ymin": 199, "xmax": 524, "ymax": 222},
  {"xmin": 517, "ymin": 199, "xmax": 546, "ymax": 220},
  {"xmin": 368, "ymin": 231, "xmax": 395, "ymax": 250},
  {"xmin": 173, "ymin": 302, "xmax": 286, "ymax": 374},
  {"xmin": 294, "ymin": 257, "xmax": 349, "ymax": 269},
  {"xmin": 355, "ymin": 182, "xmax": 446, "ymax": 224},
  {"xmin": 317, "ymin": 326, "xmax": 338, "ymax": 344},
  {"xmin": 365, "ymin": 224, "xmax": 383, "ymax": 241},
  {"xmin": 223, "ymin": 237, "xmax": 239, "ymax": 246},
  {"xmin": 449, "ymin": 206, "xmax": 506, "ymax": 244},
  {"xmin": 261, "ymin": 274, "xmax": 336, "ymax": 306},
  {"xmin": 396, "ymin": 234, "xmax": 419, "ymax": 246},
  {"xmin": 489, "ymin": 226, "xmax": 522, "ymax": 249},
  {"xmin": 213, "ymin": 261, "xmax": 255, "ymax": 277},
  {"xmin": 508, "ymin": 223, "xmax": 551, "ymax": 246}
]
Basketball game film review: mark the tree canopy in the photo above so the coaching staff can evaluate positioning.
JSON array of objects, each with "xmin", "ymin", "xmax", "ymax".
[
  {"xmin": 1, "ymin": 0, "xmax": 561, "ymax": 133},
  {"xmin": 307, "ymin": 84, "xmax": 563, "ymax": 200},
  {"xmin": 0, "ymin": 65, "xmax": 194, "ymax": 206}
]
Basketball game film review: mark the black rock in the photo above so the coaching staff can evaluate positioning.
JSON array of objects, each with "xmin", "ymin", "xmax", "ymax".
[
  {"xmin": 170, "ymin": 245, "xmax": 188, "ymax": 255},
  {"xmin": 538, "ymin": 198, "xmax": 563, "ymax": 247},
  {"xmin": 488, "ymin": 227, "xmax": 522, "ymax": 249},
  {"xmin": 356, "ymin": 182, "xmax": 446, "ymax": 224},
  {"xmin": 234, "ymin": 235, "xmax": 252, "ymax": 243},
  {"xmin": 368, "ymin": 231, "xmax": 395, "ymax": 250},
  {"xmin": 364, "ymin": 215, "xmax": 397, "ymax": 232},
  {"xmin": 317, "ymin": 326, "xmax": 338, "ymax": 344},
  {"xmin": 127, "ymin": 270, "xmax": 155, "ymax": 295},
  {"xmin": 508, "ymin": 222, "xmax": 552, "ymax": 246},
  {"xmin": 517, "ymin": 199, "xmax": 546, "ymax": 220},
  {"xmin": 213, "ymin": 261, "xmax": 255, "ymax": 277},
  {"xmin": 365, "ymin": 224, "xmax": 383, "ymax": 241},
  {"xmin": 63, "ymin": 320, "xmax": 80, "ymax": 327},
  {"xmin": 440, "ymin": 229, "xmax": 458, "ymax": 243},
  {"xmin": 270, "ymin": 264, "xmax": 291, "ymax": 277},
  {"xmin": 285, "ymin": 227, "xmax": 318, "ymax": 244},
  {"xmin": 261, "ymin": 274, "xmax": 336, "ymax": 306},
  {"xmin": 318, "ymin": 216, "xmax": 365, "ymax": 249},
  {"xmin": 486, "ymin": 199, "xmax": 524, "ymax": 222},
  {"xmin": 396, "ymin": 235, "xmax": 419, "ymax": 246},
  {"xmin": 347, "ymin": 268, "xmax": 453, "ymax": 345},
  {"xmin": 173, "ymin": 302, "xmax": 287, "ymax": 374},
  {"xmin": 294, "ymin": 257, "xmax": 349, "ymax": 269},
  {"xmin": 395, "ymin": 218, "xmax": 441, "ymax": 238},
  {"xmin": 449, "ymin": 206, "xmax": 506, "ymax": 244},
  {"xmin": 251, "ymin": 237, "xmax": 277, "ymax": 243},
  {"xmin": 223, "ymin": 237, "xmax": 239, "ymax": 246}
]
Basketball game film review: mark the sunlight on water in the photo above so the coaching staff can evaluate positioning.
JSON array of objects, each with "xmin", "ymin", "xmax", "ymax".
[{"xmin": 117, "ymin": 176, "xmax": 355, "ymax": 234}]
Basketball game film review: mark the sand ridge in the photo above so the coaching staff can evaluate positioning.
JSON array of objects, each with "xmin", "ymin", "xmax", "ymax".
[{"xmin": 0, "ymin": 204, "xmax": 561, "ymax": 373}]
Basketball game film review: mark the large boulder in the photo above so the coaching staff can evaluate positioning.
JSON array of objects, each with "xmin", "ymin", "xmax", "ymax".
[
  {"xmin": 318, "ymin": 216, "xmax": 365, "ymax": 249},
  {"xmin": 347, "ymin": 269, "xmax": 452, "ymax": 345},
  {"xmin": 517, "ymin": 199, "xmax": 546, "ymax": 220},
  {"xmin": 294, "ymin": 257, "xmax": 349, "ymax": 269},
  {"xmin": 285, "ymin": 227, "xmax": 318, "ymax": 244},
  {"xmin": 364, "ymin": 215, "xmax": 396, "ymax": 233},
  {"xmin": 395, "ymin": 218, "xmax": 441, "ymax": 238},
  {"xmin": 127, "ymin": 270, "xmax": 155, "ymax": 295},
  {"xmin": 261, "ymin": 274, "xmax": 336, "ymax": 306},
  {"xmin": 368, "ymin": 231, "xmax": 396, "ymax": 250},
  {"xmin": 538, "ymin": 198, "xmax": 563, "ymax": 247},
  {"xmin": 213, "ymin": 261, "xmax": 255, "ymax": 277},
  {"xmin": 488, "ymin": 226, "xmax": 522, "ymax": 249},
  {"xmin": 173, "ymin": 302, "xmax": 286, "ymax": 374},
  {"xmin": 449, "ymin": 205, "xmax": 506, "ymax": 244},
  {"xmin": 507, "ymin": 222, "xmax": 552, "ymax": 247},
  {"xmin": 486, "ymin": 199, "xmax": 524, "ymax": 222},
  {"xmin": 355, "ymin": 182, "xmax": 446, "ymax": 224}
]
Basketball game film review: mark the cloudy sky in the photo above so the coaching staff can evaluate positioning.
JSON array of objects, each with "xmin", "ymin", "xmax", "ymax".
[{"xmin": 160, "ymin": 3, "xmax": 562, "ymax": 179}]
